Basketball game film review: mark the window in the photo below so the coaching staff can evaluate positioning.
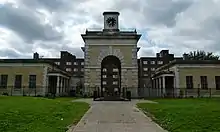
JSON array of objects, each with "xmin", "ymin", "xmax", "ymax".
[
  {"xmin": 143, "ymin": 68, "xmax": 148, "ymax": 71},
  {"xmin": 151, "ymin": 61, "xmax": 155, "ymax": 64},
  {"xmin": 0, "ymin": 75, "xmax": 8, "ymax": 88},
  {"xmin": 103, "ymin": 75, "xmax": 107, "ymax": 78},
  {"xmin": 200, "ymin": 76, "xmax": 208, "ymax": 89},
  {"xmin": 113, "ymin": 81, "xmax": 118, "ymax": 85},
  {"xmin": 113, "ymin": 75, "xmax": 118, "ymax": 78},
  {"xmin": 102, "ymin": 87, "xmax": 106, "ymax": 91},
  {"xmin": 29, "ymin": 75, "xmax": 36, "ymax": 88},
  {"xmin": 157, "ymin": 61, "xmax": 163, "ymax": 64},
  {"xmin": 55, "ymin": 62, "xmax": 60, "ymax": 65},
  {"xmin": 215, "ymin": 76, "xmax": 220, "ymax": 90},
  {"xmin": 144, "ymin": 74, "xmax": 148, "ymax": 77},
  {"xmin": 103, "ymin": 81, "xmax": 106, "ymax": 85},
  {"xmin": 14, "ymin": 75, "xmax": 22, "ymax": 89},
  {"xmin": 81, "ymin": 62, "xmax": 84, "ymax": 65},
  {"xmin": 81, "ymin": 69, "xmax": 84, "ymax": 72},
  {"xmin": 66, "ymin": 62, "xmax": 72, "ymax": 65},
  {"xmin": 74, "ymin": 62, "xmax": 78, "ymax": 65},
  {"xmin": 186, "ymin": 76, "xmax": 193, "ymax": 89},
  {"xmin": 74, "ymin": 68, "xmax": 78, "ymax": 72},
  {"xmin": 103, "ymin": 68, "xmax": 107, "ymax": 72},
  {"xmin": 143, "ymin": 61, "xmax": 148, "ymax": 64},
  {"xmin": 113, "ymin": 68, "xmax": 118, "ymax": 72},
  {"xmin": 66, "ymin": 68, "xmax": 72, "ymax": 72},
  {"xmin": 151, "ymin": 68, "xmax": 155, "ymax": 71}
]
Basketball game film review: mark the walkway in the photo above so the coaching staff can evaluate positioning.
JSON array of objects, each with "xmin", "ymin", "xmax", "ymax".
[{"xmin": 69, "ymin": 99, "xmax": 166, "ymax": 132}]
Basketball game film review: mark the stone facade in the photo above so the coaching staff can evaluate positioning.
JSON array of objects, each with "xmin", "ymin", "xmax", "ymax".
[{"xmin": 83, "ymin": 42, "xmax": 140, "ymax": 97}]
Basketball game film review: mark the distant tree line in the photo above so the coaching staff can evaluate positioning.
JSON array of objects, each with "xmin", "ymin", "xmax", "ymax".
[{"xmin": 183, "ymin": 50, "xmax": 219, "ymax": 60}]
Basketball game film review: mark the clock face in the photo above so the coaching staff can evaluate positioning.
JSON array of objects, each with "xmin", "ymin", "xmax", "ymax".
[{"xmin": 106, "ymin": 17, "xmax": 116, "ymax": 27}]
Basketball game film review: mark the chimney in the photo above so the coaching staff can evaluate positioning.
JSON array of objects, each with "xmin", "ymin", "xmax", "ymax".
[
  {"xmin": 183, "ymin": 53, "xmax": 188, "ymax": 60},
  {"xmin": 60, "ymin": 51, "xmax": 76, "ymax": 59},
  {"xmin": 33, "ymin": 52, "xmax": 39, "ymax": 59},
  {"xmin": 160, "ymin": 50, "xmax": 169, "ymax": 56}
]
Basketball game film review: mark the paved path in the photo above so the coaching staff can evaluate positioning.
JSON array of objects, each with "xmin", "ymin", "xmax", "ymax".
[{"xmin": 69, "ymin": 99, "xmax": 166, "ymax": 132}]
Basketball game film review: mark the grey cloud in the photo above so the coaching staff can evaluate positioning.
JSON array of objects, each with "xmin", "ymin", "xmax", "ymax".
[
  {"xmin": 172, "ymin": 11, "xmax": 220, "ymax": 52},
  {"xmin": 0, "ymin": 0, "xmax": 219, "ymax": 59},
  {"xmin": 18, "ymin": 0, "xmax": 76, "ymax": 12},
  {"xmin": 114, "ymin": 0, "xmax": 193, "ymax": 28},
  {"xmin": 0, "ymin": 3, "xmax": 63, "ymax": 43},
  {"xmin": 0, "ymin": 49, "xmax": 29, "ymax": 58},
  {"xmin": 142, "ymin": 0, "xmax": 193, "ymax": 27},
  {"xmin": 139, "ymin": 48, "xmax": 155, "ymax": 57},
  {"xmin": 174, "ymin": 16, "xmax": 220, "ymax": 41}
]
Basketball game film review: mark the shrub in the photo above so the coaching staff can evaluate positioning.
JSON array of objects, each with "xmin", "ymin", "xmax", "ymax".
[
  {"xmin": 2, "ymin": 92, "xmax": 9, "ymax": 96},
  {"xmin": 36, "ymin": 95, "xmax": 43, "ymax": 97},
  {"xmin": 179, "ymin": 90, "xmax": 184, "ymax": 98}
]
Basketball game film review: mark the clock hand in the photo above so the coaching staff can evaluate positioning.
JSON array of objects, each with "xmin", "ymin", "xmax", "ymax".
[{"xmin": 109, "ymin": 21, "xmax": 112, "ymax": 25}]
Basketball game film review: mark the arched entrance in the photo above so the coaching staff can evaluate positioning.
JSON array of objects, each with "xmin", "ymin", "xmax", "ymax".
[{"xmin": 101, "ymin": 55, "xmax": 121, "ymax": 97}]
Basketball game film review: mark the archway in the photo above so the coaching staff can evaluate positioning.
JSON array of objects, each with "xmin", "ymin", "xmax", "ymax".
[{"xmin": 101, "ymin": 55, "xmax": 121, "ymax": 97}]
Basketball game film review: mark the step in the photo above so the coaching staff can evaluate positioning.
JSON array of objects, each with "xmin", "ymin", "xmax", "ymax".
[{"xmin": 94, "ymin": 96, "xmax": 130, "ymax": 101}]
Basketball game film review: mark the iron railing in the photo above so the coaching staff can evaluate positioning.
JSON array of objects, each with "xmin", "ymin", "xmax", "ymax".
[
  {"xmin": 2, "ymin": 85, "xmax": 219, "ymax": 99},
  {"xmin": 0, "ymin": 85, "xmax": 71, "ymax": 96},
  {"xmin": 89, "ymin": 86, "xmax": 130, "ymax": 98},
  {"xmin": 138, "ymin": 87, "xmax": 220, "ymax": 98}
]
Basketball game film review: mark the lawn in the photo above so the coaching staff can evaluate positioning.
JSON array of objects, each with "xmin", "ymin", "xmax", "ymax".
[
  {"xmin": 137, "ymin": 98, "xmax": 220, "ymax": 132},
  {"xmin": 0, "ymin": 96, "xmax": 89, "ymax": 132}
]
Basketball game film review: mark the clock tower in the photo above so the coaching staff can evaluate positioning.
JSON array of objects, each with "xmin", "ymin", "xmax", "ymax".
[{"xmin": 103, "ymin": 12, "xmax": 119, "ymax": 31}]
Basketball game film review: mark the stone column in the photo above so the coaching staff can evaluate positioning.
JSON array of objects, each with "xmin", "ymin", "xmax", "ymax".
[
  {"xmin": 160, "ymin": 77, "xmax": 163, "ymax": 96},
  {"xmin": 60, "ymin": 77, "xmax": 63, "ymax": 95},
  {"xmin": 56, "ymin": 76, "xmax": 60, "ymax": 95},
  {"xmin": 162, "ymin": 76, "xmax": 166, "ymax": 95},
  {"xmin": 156, "ymin": 78, "xmax": 159, "ymax": 97},
  {"xmin": 158, "ymin": 78, "xmax": 161, "ymax": 96},
  {"xmin": 63, "ymin": 78, "xmax": 66, "ymax": 93},
  {"xmin": 62, "ymin": 78, "xmax": 65, "ymax": 93}
]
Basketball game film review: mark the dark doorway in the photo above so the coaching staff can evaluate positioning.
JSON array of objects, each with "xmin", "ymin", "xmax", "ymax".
[
  {"xmin": 101, "ymin": 55, "xmax": 121, "ymax": 97},
  {"xmin": 165, "ymin": 76, "xmax": 174, "ymax": 97},
  {"xmin": 48, "ymin": 76, "xmax": 57, "ymax": 94}
]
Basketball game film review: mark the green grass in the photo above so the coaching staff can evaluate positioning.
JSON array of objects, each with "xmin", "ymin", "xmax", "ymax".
[
  {"xmin": 0, "ymin": 96, "xmax": 89, "ymax": 132},
  {"xmin": 137, "ymin": 98, "xmax": 220, "ymax": 132}
]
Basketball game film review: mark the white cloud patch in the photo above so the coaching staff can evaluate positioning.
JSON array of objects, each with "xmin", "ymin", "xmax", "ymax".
[{"xmin": 0, "ymin": 0, "xmax": 219, "ymax": 58}]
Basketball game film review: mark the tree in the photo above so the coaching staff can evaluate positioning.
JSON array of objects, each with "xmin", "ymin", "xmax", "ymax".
[{"xmin": 183, "ymin": 50, "xmax": 219, "ymax": 60}]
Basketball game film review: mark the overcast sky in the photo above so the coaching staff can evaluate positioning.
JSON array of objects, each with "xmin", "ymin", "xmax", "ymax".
[{"xmin": 0, "ymin": 0, "xmax": 220, "ymax": 59}]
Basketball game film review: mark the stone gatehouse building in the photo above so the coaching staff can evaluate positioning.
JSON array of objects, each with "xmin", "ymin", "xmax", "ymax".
[{"xmin": 81, "ymin": 12, "xmax": 141, "ymax": 97}]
